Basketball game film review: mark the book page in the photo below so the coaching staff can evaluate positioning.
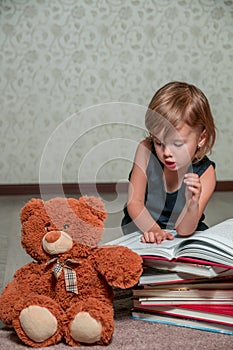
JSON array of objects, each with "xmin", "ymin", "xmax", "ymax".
[
  {"xmin": 193, "ymin": 219, "xmax": 233, "ymax": 245},
  {"xmin": 177, "ymin": 219, "xmax": 233, "ymax": 257},
  {"xmin": 177, "ymin": 246, "xmax": 233, "ymax": 266}
]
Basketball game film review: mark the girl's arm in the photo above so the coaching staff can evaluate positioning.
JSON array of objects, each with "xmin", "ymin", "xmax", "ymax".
[
  {"xmin": 127, "ymin": 141, "xmax": 173, "ymax": 243},
  {"xmin": 175, "ymin": 165, "xmax": 216, "ymax": 236}
]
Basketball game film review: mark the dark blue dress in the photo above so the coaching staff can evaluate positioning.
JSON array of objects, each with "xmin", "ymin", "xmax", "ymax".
[{"xmin": 121, "ymin": 147, "xmax": 215, "ymax": 235}]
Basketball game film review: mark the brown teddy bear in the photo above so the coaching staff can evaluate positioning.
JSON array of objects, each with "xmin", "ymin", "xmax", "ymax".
[{"xmin": 0, "ymin": 196, "xmax": 142, "ymax": 347}]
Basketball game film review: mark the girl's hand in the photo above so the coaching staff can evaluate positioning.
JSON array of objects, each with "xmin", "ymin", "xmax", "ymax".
[
  {"xmin": 141, "ymin": 228, "xmax": 174, "ymax": 244},
  {"xmin": 183, "ymin": 173, "xmax": 202, "ymax": 204}
]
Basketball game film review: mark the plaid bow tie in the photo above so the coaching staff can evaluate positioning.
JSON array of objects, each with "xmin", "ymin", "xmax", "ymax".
[{"xmin": 48, "ymin": 258, "xmax": 79, "ymax": 294}]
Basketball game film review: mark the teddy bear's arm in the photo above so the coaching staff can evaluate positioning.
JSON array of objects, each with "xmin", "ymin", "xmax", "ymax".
[
  {"xmin": 13, "ymin": 261, "xmax": 41, "ymax": 281},
  {"xmin": 93, "ymin": 246, "xmax": 143, "ymax": 289}
]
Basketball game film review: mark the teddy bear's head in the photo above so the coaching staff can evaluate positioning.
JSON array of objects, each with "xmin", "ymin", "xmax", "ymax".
[{"xmin": 20, "ymin": 196, "xmax": 107, "ymax": 263}]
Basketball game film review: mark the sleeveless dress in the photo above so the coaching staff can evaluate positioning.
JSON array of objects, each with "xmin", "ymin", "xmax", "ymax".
[{"xmin": 121, "ymin": 146, "xmax": 215, "ymax": 235}]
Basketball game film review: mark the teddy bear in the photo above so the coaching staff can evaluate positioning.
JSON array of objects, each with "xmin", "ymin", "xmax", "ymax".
[{"xmin": 0, "ymin": 196, "xmax": 143, "ymax": 347}]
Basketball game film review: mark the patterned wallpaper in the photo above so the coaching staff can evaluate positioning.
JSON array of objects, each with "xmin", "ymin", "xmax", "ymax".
[{"xmin": 0, "ymin": 0, "xmax": 233, "ymax": 186}]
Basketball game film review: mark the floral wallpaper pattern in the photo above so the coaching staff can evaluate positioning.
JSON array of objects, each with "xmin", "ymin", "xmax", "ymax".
[{"xmin": 0, "ymin": 0, "xmax": 232, "ymax": 184}]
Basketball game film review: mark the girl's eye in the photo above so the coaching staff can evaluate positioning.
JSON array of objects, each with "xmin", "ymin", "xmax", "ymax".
[
  {"xmin": 154, "ymin": 140, "xmax": 162, "ymax": 146},
  {"xmin": 174, "ymin": 143, "xmax": 184, "ymax": 148},
  {"xmin": 63, "ymin": 224, "xmax": 69, "ymax": 229}
]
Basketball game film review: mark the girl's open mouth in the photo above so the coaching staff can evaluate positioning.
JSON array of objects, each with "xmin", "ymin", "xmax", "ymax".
[{"xmin": 165, "ymin": 160, "xmax": 176, "ymax": 169}]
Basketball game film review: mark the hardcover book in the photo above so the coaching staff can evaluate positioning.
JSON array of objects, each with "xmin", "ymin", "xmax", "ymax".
[
  {"xmin": 131, "ymin": 311, "xmax": 233, "ymax": 335},
  {"xmin": 138, "ymin": 267, "xmax": 233, "ymax": 286},
  {"xmin": 133, "ymin": 302, "xmax": 233, "ymax": 326}
]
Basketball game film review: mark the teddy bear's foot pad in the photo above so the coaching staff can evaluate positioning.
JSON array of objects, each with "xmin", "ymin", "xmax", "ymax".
[
  {"xmin": 70, "ymin": 311, "xmax": 102, "ymax": 344},
  {"xmin": 19, "ymin": 305, "xmax": 58, "ymax": 342}
]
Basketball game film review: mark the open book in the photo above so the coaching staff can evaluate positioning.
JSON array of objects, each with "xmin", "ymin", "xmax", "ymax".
[{"xmin": 108, "ymin": 219, "xmax": 233, "ymax": 268}]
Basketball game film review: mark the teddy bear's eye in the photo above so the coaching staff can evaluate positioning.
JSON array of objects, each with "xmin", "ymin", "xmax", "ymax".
[
  {"xmin": 63, "ymin": 224, "xmax": 69, "ymax": 229},
  {"xmin": 45, "ymin": 224, "xmax": 50, "ymax": 232}
]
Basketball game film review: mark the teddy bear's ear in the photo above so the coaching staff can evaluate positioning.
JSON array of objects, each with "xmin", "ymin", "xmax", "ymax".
[
  {"xmin": 79, "ymin": 196, "xmax": 107, "ymax": 222},
  {"xmin": 20, "ymin": 198, "xmax": 45, "ymax": 223}
]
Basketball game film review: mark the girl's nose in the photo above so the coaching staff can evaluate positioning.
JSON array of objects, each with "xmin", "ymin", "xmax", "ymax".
[{"xmin": 163, "ymin": 144, "xmax": 172, "ymax": 157}]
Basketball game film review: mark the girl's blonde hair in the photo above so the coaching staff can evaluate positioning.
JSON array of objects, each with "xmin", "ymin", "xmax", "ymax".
[{"xmin": 145, "ymin": 81, "xmax": 216, "ymax": 160}]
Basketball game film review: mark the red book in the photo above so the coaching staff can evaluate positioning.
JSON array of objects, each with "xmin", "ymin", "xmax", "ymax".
[{"xmin": 133, "ymin": 301, "xmax": 233, "ymax": 326}]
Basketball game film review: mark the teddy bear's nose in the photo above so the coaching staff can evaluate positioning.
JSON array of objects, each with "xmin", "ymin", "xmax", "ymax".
[
  {"xmin": 45, "ymin": 231, "xmax": 61, "ymax": 243},
  {"xmin": 43, "ymin": 231, "xmax": 73, "ymax": 255}
]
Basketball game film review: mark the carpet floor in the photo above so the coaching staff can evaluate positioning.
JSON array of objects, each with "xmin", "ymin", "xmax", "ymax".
[
  {"xmin": 1, "ymin": 315, "xmax": 233, "ymax": 350},
  {"xmin": 0, "ymin": 290, "xmax": 232, "ymax": 350}
]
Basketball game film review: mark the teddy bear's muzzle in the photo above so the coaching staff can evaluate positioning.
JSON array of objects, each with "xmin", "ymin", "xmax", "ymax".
[{"xmin": 42, "ymin": 231, "xmax": 73, "ymax": 255}]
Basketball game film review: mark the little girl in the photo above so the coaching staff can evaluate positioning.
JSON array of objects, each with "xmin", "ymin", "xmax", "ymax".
[{"xmin": 121, "ymin": 81, "xmax": 216, "ymax": 244}]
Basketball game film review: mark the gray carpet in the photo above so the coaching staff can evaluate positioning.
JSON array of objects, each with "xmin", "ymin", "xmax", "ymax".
[
  {"xmin": 0, "ymin": 289, "xmax": 233, "ymax": 350},
  {"xmin": 1, "ymin": 314, "xmax": 233, "ymax": 350}
]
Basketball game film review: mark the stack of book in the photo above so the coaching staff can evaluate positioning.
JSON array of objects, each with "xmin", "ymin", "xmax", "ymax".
[{"xmin": 109, "ymin": 219, "xmax": 233, "ymax": 334}]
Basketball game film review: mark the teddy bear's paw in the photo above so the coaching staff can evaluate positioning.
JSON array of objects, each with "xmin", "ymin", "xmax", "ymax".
[
  {"xmin": 64, "ymin": 298, "xmax": 114, "ymax": 346},
  {"xmin": 13, "ymin": 296, "xmax": 64, "ymax": 347},
  {"xmin": 19, "ymin": 305, "xmax": 58, "ymax": 343},
  {"xmin": 70, "ymin": 311, "xmax": 102, "ymax": 344}
]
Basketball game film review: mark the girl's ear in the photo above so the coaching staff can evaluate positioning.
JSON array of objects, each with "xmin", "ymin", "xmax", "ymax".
[{"xmin": 198, "ymin": 129, "xmax": 207, "ymax": 148}]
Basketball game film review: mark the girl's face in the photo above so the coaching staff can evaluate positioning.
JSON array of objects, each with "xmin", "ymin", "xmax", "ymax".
[{"xmin": 152, "ymin": 123, "xmax": 205, "ymax": 171}]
